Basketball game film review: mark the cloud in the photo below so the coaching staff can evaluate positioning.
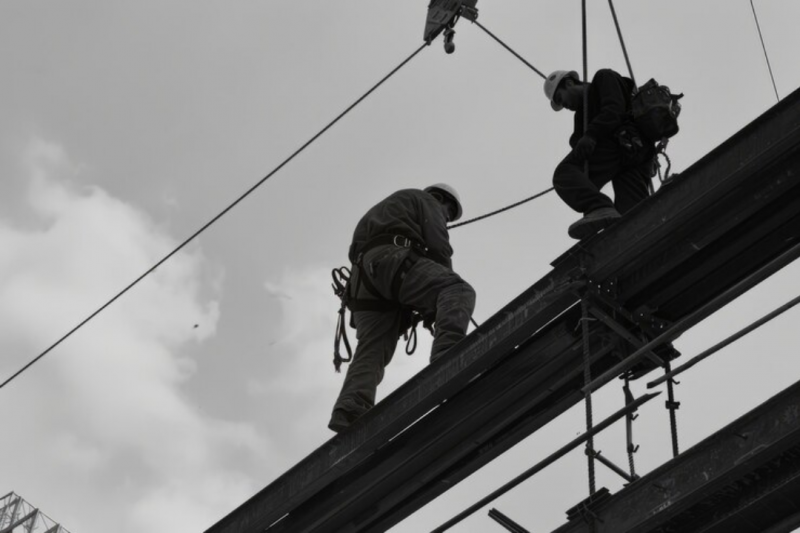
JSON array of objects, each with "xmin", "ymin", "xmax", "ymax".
[
  {"xmin": 256, "ymin": 267, "xmax": 343, "ymax": 444},
  {"xmin": 253, "ymin": 265, "xmax": 436, "ymax": 463},
  {"xmin": 0, "ymin": 139, "xmax": 266, "ymax": 533}
]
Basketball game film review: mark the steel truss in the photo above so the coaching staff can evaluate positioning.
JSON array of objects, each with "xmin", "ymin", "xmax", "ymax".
[{"xmin": 0, "ymin": 492, "xmax": 70, "ymax": 533}]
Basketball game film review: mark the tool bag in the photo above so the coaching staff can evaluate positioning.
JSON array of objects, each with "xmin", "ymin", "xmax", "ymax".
[{"xmin": 631, "ymin": 79, "xmax": 684, "ymax": 143}]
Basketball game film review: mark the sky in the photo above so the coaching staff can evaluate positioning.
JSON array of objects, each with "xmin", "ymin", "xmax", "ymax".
[{"xmin": 1, "ymin": 1, "xmax": 800, "ymax": 532}]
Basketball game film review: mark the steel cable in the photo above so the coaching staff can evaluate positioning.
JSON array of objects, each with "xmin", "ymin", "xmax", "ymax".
[
  {"xmin": 471, "ymin": 20, "xmax": 546, "ymax": 79},
  {"xmin": 447, "ymin": 188, "xmax": 553, "ymax": 230},
  {"xmin": 607, "ymin": 0, "xmax": 636, "ymax": 86},
  {"xmin": 750, "ymin": 0, "xmax": 780, "ymax": 102},
  {"xmin": 0, "ymin": 42, "xmax": 429, "ymax": 392}
]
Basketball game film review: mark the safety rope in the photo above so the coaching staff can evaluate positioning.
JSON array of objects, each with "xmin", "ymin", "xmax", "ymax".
[
  {"xmin": 607, "ymin": 0, "xmax": 636, "ymax": 86},
  {"xmin": 471, "ymin": 20, "xmax": 546, "ymax": 79},
  {"xmin": 447, "ymin": 188, "xmax": 554, "ymax": 230},
  {"xmin": 750, "ymin": 0, "xmax": 780, "ymax": 102},
  {"xmin": 0, "ymin": 43, "xmax": 429, "ymax": 392}
]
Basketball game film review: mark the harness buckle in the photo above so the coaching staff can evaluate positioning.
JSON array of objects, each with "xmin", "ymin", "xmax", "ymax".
[{"xmin": 393, "ymin": 235, "xmax": 412, "ymax": 248}]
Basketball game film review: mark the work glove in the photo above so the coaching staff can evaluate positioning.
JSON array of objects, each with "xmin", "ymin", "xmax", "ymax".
[{"xmin": 572, "ymin": 135, "xmax": 597, "ymax": 162}]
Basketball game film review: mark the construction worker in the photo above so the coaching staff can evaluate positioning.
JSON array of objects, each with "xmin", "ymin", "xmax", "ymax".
[
  {"xmin": 544, "ymin": 69, "xmax": 655, "ymax": 239},
  {"xmin": 329, "ymin": 184, "xmax": 476, "ymax": 433}
]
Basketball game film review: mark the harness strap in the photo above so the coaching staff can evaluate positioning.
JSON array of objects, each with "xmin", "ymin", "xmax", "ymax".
[
  {"xmin": 349, "ymin": 233, "xmax": 427, "ymax": 264},
  {"xmin": 331, "ymin": 235, "xmax": 429, "ymax": 372},
  {"xmin": 352, "ymin": 233, "xmax": 427, "ymax": 304}
]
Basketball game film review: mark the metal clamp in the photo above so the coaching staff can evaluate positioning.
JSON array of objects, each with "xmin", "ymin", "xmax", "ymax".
[{"xmin": 393, "ymin": 235, "xmax": 412, "ymax": 248}]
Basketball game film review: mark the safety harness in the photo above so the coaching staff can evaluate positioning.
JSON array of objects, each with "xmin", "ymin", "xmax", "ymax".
[{"xmin": 331, "ymin": 235, "xmax": 431, "ymax": 372}]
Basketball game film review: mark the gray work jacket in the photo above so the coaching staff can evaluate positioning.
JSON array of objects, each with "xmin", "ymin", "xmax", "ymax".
[{"xmin": 349, "ymin": 189, "xmax": 453, "ymax": 270}]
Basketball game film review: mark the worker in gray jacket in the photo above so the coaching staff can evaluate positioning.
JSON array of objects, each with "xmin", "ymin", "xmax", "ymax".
[{"xmin": 329, "ymin": 184, "xmax": 476, "ymax": 432}]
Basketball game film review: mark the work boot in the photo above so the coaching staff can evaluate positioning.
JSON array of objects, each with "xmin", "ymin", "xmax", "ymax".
[
  {"xmin": 328, "ymin": 408, "xmax": 361, "ymax": 433},
  {"xmin": 568, "ymin": 207, "xmax": 621, "ymax": 240}
]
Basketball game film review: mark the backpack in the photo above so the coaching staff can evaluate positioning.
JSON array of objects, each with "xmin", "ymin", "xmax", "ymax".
[{"xmin": 631, "ymin": 79, "xmax": 684, "ymax": 143}]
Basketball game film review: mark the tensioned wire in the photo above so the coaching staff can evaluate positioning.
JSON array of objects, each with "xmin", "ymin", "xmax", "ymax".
[
  {"xmin": 750, "ymin": 0, "xmax": 780, "ymax": 102},
  {"xmin": 0, "ymin": 42, "xmax": 429, "ymax": 391}
]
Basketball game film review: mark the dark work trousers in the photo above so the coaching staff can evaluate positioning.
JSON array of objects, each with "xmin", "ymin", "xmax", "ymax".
[
  {"xmin": 330, "ymin": 244, "xmax": 476, "ymax": 420},
  {"xmin": 553, "ymin": 141, "xmax": 654, "ymax": 215}
]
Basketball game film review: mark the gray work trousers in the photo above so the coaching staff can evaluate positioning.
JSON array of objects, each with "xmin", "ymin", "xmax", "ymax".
[{"xmin": 330, "ymin": 245, "xmax": 476, "ymax": 421}]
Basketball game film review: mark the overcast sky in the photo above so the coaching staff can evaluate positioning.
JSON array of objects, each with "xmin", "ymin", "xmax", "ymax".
[{"xmin": 2, "ymin": 2, "xmax": 800, "ymax": 532}]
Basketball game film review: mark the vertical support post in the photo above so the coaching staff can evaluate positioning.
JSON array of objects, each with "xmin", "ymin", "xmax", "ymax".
[
  {"xmin": 581, "ymin": 297, "xmax": 597, "ymax": 496},
  {"xmin": 623, "ymin": 377, "xmax": 639, "ymax": 479},
  {"xmin": 664, "ymin": 362, "xmax": 681, "ymax": 457}
]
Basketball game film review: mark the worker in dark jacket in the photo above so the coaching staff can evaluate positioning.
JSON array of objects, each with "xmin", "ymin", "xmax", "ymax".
[
  {"xmin": 544, "ymin": 68, "xmax": 655, "ymax": 239},
  {"xmin": 329, "ymin": 184, "xmax": 476, "ymax": 432}
]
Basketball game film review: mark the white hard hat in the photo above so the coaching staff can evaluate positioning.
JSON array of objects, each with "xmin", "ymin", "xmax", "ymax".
[
  {"xmin": 424, "ymin": 183, "xmax": 463, "ymax": 222},
  {"xmin": 544, "ymin": 70, "xmax": 579, "ymax": 111}
]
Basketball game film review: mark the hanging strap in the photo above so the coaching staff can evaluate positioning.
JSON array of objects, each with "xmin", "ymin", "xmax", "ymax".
[
  {"xmin": 404, "ymin": 314, "xmax": 419, "ymax": 355},
  {"xmin": 655, "ymin": 141, "xmax": 673, "ymax": 184},
  {"xmin": 332, "ymin": 267, "xmax": 354, "ymax": 373},
  {"xmin": 333, "ymin": 299, "xmax": 353, "ymax": 373}
]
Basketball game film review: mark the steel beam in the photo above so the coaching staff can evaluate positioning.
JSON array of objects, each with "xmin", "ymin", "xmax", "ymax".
[
  {"xmin": 266, "ymin": 315, "xmax": 617, "ymax": 533},
  {"xmin": 207, "ymin": 278, "xmax": 584, "ymax": 533},
  {"xmin": 549, "ymin": 378, "xmax": 800, "ymax": 533}
]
